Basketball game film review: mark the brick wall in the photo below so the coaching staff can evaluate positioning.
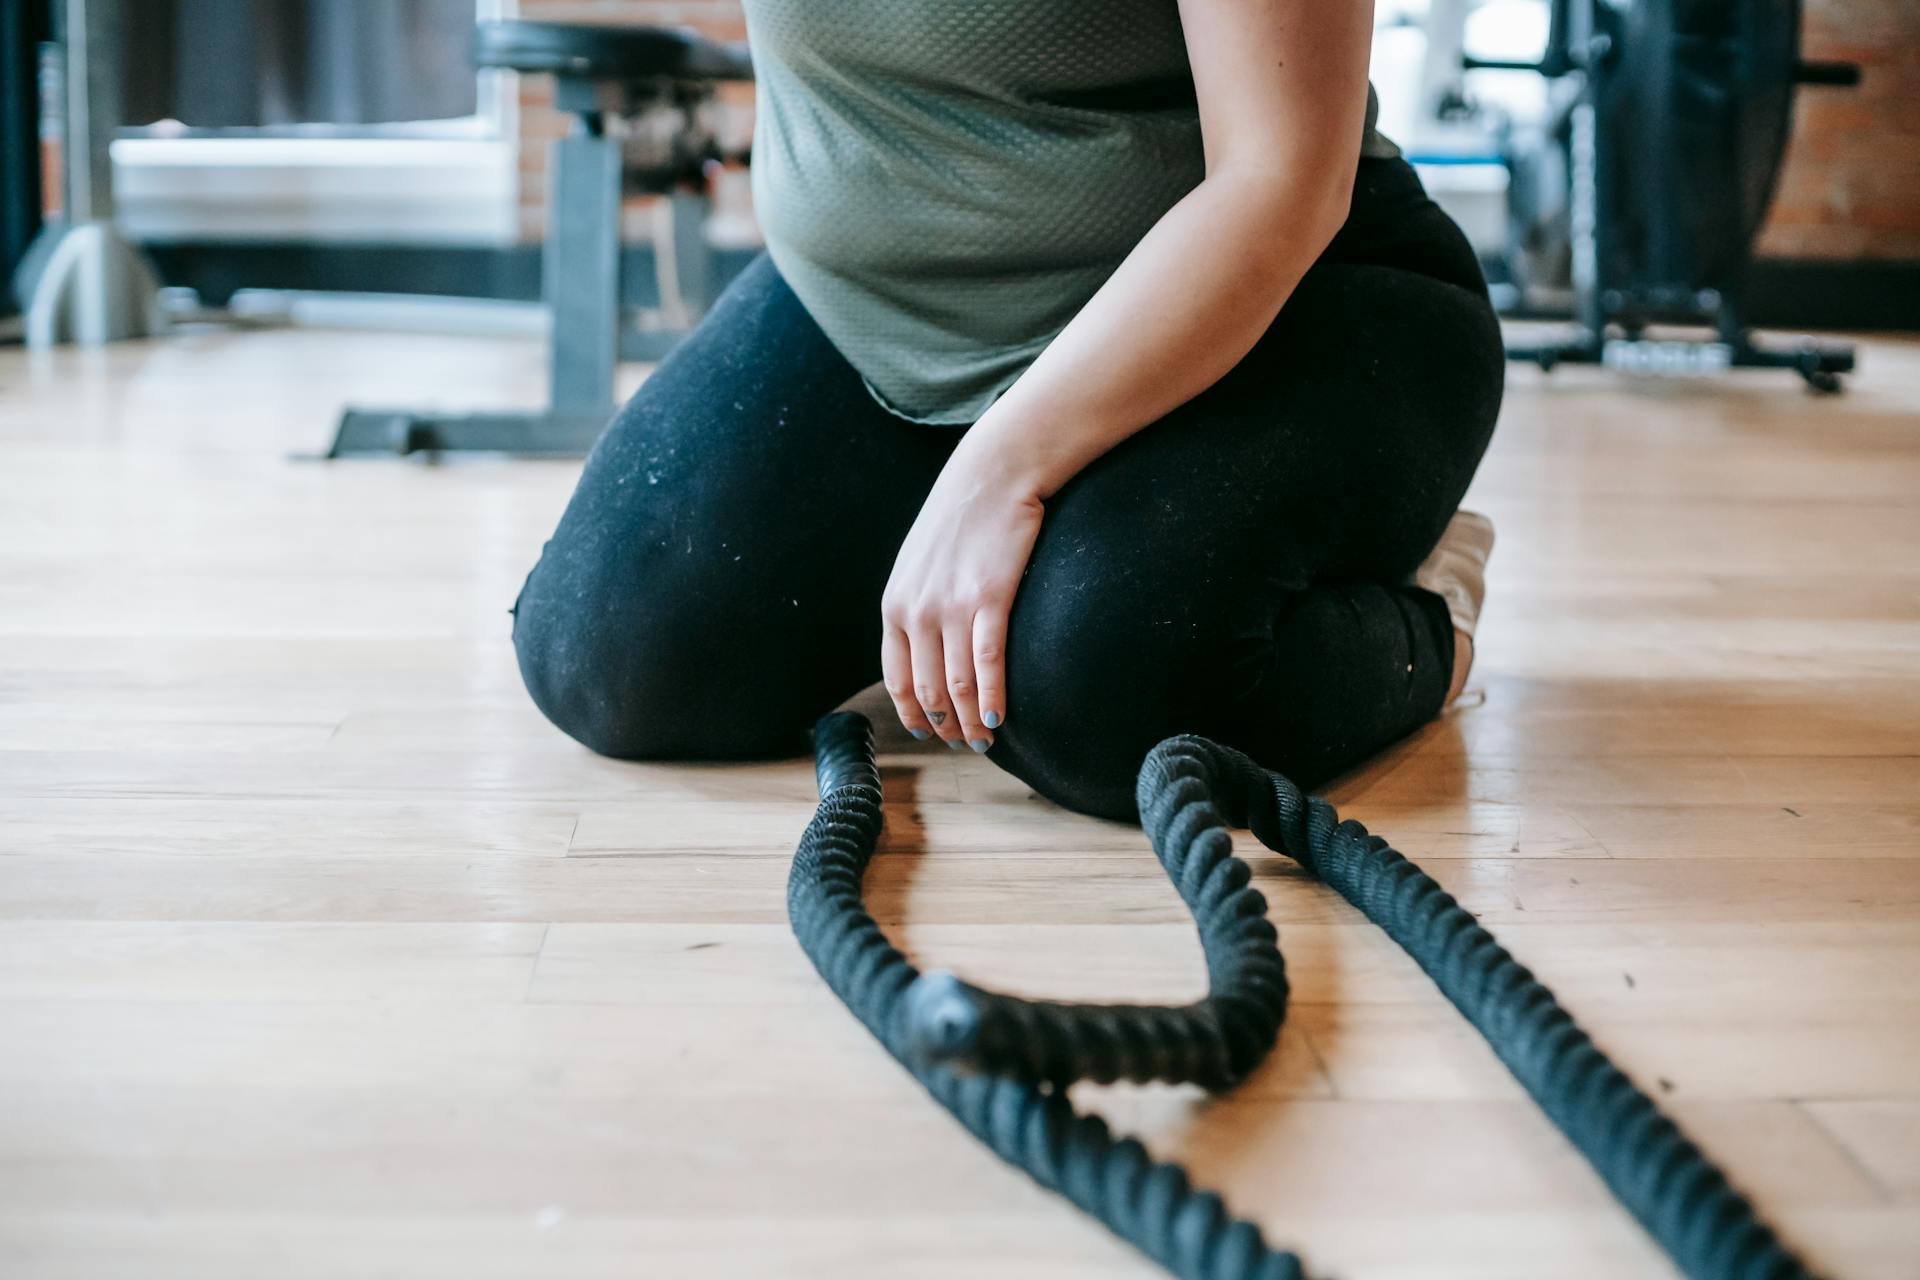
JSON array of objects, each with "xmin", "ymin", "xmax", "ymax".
[
  {"xmin": 1754, "ymin": 0, "xmax": 1920, "ymax": 260},
  {"xmin": 512, "ymin": 0, "xmax": 1919, "ymax": 262}
]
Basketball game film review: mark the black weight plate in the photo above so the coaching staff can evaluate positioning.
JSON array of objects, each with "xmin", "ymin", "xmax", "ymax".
[
  {"xmin": 1602, "ymin": 0, "xmax": 1802, "ymax": 300},
  {"xmin": 1735, "ymin": 0, "xmax": 1802, "ymax": 246},
  {"xmin": 1671, "ymin": 0, "xmax": 1746, "ymax": 290}
]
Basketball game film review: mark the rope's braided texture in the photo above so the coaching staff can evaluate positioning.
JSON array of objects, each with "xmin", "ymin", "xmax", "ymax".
[{"xmin": 786, "ymin": 711, "xmax": 1817, "ymax": 1280}]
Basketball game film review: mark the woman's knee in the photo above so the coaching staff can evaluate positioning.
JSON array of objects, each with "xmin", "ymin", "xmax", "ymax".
[
  {"xmin": 511, "ymin": 562, "xmax": 666, "ymax": 759},
  {"xmin": 510, "ymin": 555, "xmax": 803, "ymax": 762},
  {"xmin": 986, "ymin": 585, "xmax": 1198, "ymax": 824}
]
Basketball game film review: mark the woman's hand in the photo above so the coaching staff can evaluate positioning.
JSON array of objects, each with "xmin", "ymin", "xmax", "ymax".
[
  {"xmin": 875, "ymin": 0, "xmax": 1370, "ymax": 754},
  {"xmin": 881, "ymin": 453, "xmax": 1045, "ymax": 750}
]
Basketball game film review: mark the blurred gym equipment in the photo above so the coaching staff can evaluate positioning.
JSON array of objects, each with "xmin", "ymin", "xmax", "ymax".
[
  {"xmin": 0, "ymin": 0, "xmax": 48, "ymax": 334},
  {"xmin": 325, "ymin": 21, "xmax": 752, "ymax": 459},
  {"xmin": 1471, "ymin": 0, "xmax": 1859, "ymax": 391},
  {"xmin": 11, "ymin": 0, "xmax": 168, "ymax": 348}
]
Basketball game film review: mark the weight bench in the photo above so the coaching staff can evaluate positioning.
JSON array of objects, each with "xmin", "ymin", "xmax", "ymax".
[{"xmin": 326, "ymin": 21, "xmax": 753, "ymax": 459}]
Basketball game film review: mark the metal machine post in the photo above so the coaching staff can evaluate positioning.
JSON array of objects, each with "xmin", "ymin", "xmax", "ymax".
[{"xmin": 15, "ymin": 0, "xmax": 166, "ymax": 348}]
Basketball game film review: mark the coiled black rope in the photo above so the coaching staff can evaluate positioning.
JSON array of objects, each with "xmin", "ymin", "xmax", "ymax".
[{"xmin": 787, "ymin": 711, "xmax": 1817, "ymax": 1280}]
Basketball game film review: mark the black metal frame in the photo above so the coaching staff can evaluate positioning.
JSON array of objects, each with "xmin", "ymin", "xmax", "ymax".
[{"xmin": 1472, "ymin": 0, "xmax": 1858, "ymax": 393}]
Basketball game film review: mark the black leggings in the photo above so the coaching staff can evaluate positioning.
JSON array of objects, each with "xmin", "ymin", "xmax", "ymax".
[{"xmin": 512, "ymin": 157, "xmax": 1504, "ymax": 822}]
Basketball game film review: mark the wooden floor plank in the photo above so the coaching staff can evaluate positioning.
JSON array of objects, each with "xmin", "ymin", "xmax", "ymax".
[{"xmin": 2, "ymin": 329, "xmax": 1917, "ymax": 1278}]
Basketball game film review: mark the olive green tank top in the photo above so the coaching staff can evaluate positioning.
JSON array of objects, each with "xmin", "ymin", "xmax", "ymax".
[{"xmin": 742, "ymin": 1, "xmax": 1397, "ymax": 425}]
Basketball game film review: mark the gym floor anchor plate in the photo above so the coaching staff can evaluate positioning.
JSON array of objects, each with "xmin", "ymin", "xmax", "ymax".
[{"xmin": 786, "ymin": 711, "xmax": 1819, "ymax": 1280}]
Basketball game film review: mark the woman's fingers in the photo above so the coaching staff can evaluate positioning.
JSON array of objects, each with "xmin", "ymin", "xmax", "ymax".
[
  {"xmin": 882, "ymin": 592, "xmax": 1010, "ymax": 752},
  {"xmin": 971, "ymin": 603, "xmax": 1008, "ymax": 734},
  {"xmin": 908, "ymin": 618, "xmax": 964, "ymax": 746},
  {"xmin": 943, "ymin": 617, "xmax": 991, "ymax": 751},
  {"xmin": 881, "ymin": 625, "xmax": 936, "ymax": 741}
]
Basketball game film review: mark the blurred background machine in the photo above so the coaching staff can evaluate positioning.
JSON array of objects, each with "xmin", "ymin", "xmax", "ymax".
[
  {"xmin": 1441, "ymin": 0, "xmax": 1860, "ymax": 390},
  {"xmin": 6, "ymin": 0, "xmax": 166, "ymax": 347},
  {"xmin": 5, "ymin": 0, "xmax": 1913, "ymax": 445}
]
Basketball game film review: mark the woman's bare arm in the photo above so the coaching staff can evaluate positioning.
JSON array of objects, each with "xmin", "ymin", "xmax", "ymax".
[
  {"xmin": 946, "ymin": 0, "xmax": 1377, "ymax": 499},
  {"xmin": 881, "ymin": 0, "xmax": 1378, "ymax": 747}
]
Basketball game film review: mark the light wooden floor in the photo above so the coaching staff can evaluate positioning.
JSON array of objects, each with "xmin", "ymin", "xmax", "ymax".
[{"xmin": 1, "ymin": 326, "xmax": 1917, "ymax": 1279}]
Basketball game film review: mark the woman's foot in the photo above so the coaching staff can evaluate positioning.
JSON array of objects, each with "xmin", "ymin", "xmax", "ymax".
[
  {"xmin": 1448, "ymin": 631, "xmax": 1474, "ymax": 704},
  {"xmin": 1413, "ymin": 509, "xmax": 1495, "ymax": 706}
]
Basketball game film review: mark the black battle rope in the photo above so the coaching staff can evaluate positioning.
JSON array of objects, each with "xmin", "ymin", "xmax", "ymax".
[{"xmin": 786, "ymin": 711, "xmax": 1817, "ymax": 1280}]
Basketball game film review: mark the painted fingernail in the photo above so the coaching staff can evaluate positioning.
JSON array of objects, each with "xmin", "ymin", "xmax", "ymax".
[
  {"xmin": 909, "ymin": 727, "xmax": 929, "ymax": 740},
  {"xmin": 983, "ymin": 711, "xmax": 1002, "ymax": 729},
  {"xmin": 970, "ymin": 738, "xmax": 990, "ymax": 753},
  {"xmin": 946, "ymin": 738, "xmax": 963, "ymax": 750}
]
